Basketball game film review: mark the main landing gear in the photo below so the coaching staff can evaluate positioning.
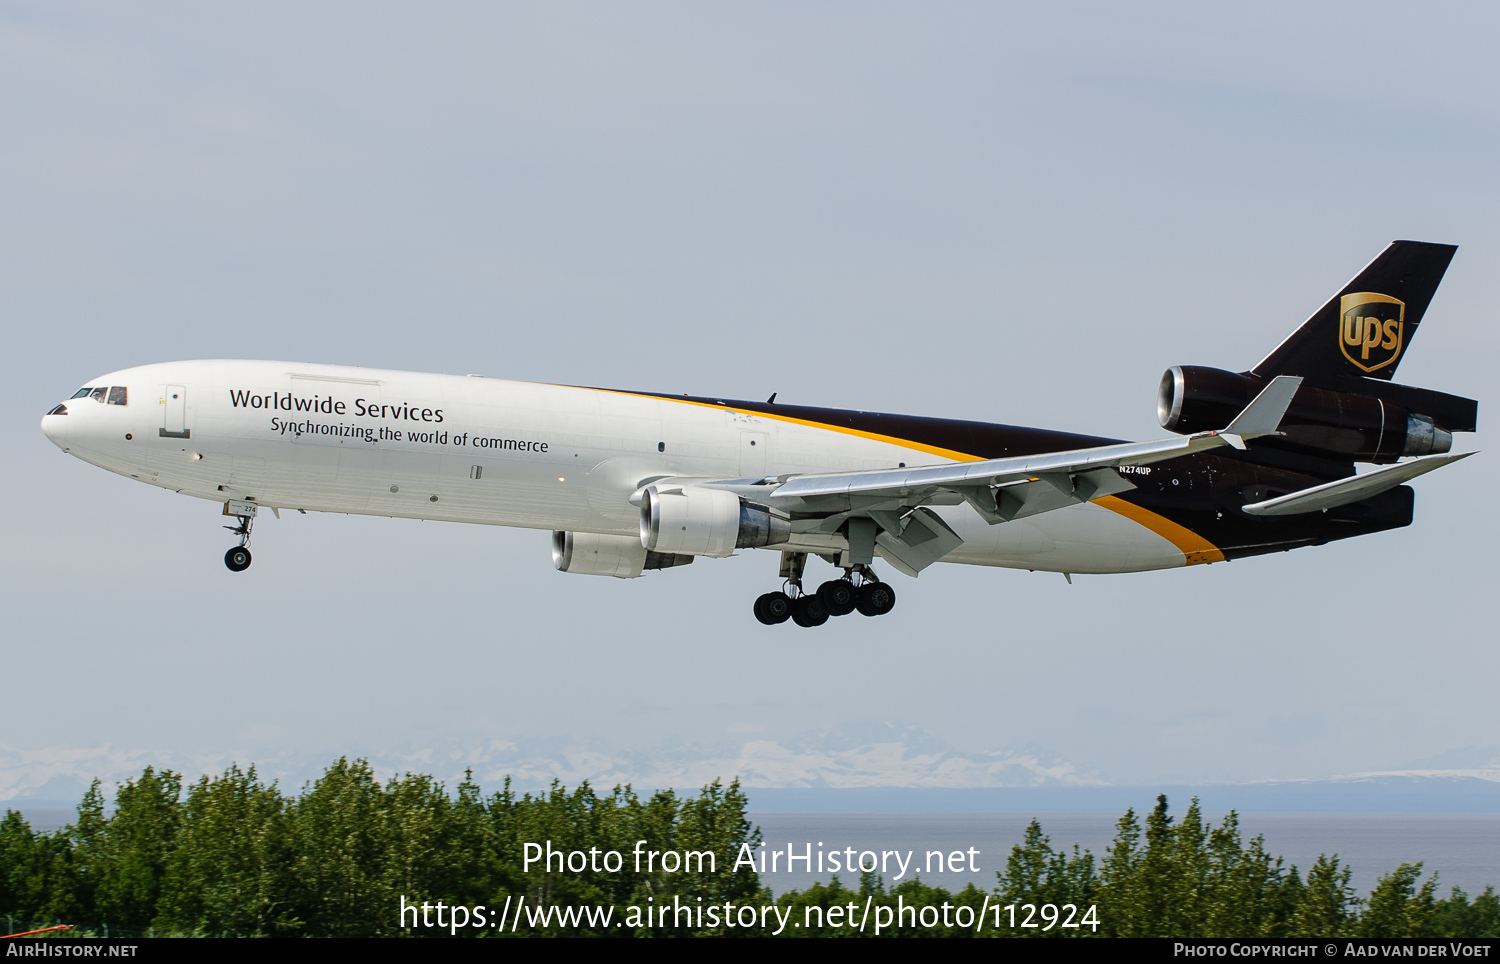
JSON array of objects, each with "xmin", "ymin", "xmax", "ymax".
[
  {"xmin": 753, "ymin": 551, "xmax": 896, "ymax": 627},
  {"xmin": 223, "ymin": 510, "xmax": 254, "ymax": 573}
]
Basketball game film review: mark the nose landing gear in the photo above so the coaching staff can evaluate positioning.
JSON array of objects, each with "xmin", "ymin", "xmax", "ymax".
[
  {"xmin": 224, "ymin": 545, "xmax": 252, "ymax": 572},
  {"xmin": 222, "ymin": 502, "xmax": 255, "ymax": 572},
  {"xmin": 754, "ymin": 552, "xmax": 895, "ymax": 626}
]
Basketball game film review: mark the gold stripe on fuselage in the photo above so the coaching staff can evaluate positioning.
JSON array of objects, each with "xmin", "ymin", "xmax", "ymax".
[
  {"xmin": 577, "ymin": 387, "xmax": 987, "ymax": 464},
  {"xmin": 583, "ymin": 386, "xmax": 1225, "ymax": 566},
  {"xmin": 1091, "ymin": 495, "xmax": 1225, "ymax": 565}
]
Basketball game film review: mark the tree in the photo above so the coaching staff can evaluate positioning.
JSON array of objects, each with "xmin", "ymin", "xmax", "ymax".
[
  {"xmin": 4, "ymin": 764, "xmax": 1498, "ymax": 939},
  {"xmin": 1099, "ymin": 795, "xmax": 1198, "ymax": 936},
  {"xmin": 1288, "ymin": 855, "xmax": 1358, "ymax": 937},
  {"xmin": 1432, "ymin": 886, "xmax": 1500, "ymax": 939},
  {"xmin": 1097, "ymin": 803, "xmax": 1145, "ymax": 935},
  {"xmin": 87, "ymin": 767, "xmax": 183, "ymax": 932},
  {"xmin": 1359, "ymin": 863, "xmax": 1437, "ymax": 937},
  {"xmin": 285, "ymin": 758, "xmax": 392, "ymax": 936},
  {"xmin": 995, "ymin": 819, "xmax": 1097, "ymax": 937},
  {"xmin": 155, "ymin": 765, "xmax": 295, "ymax": 936},
  {"xmin": 1095, "ymin": 796, "xmax": 1300, "ymax": 937},
  {"xmin": 0, "ymin": 811, "xmax": 41, "ymax": 928},
  {"xmin": 1200, "ymin": 812, "xmax": 1293, "ymax": 937}
]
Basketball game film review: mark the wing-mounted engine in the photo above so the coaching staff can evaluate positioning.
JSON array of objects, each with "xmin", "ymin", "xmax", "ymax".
[
  {"xmin": 1158, "ymin": 366, "xmax": 1474, "ymax": 463},
  {"xmin": 552, "ymin": 530, "xmax": 693, "ymax": 579},
  {"xmin": 638, "ymin": 484, "xmax": 791, "ymax": 558}
]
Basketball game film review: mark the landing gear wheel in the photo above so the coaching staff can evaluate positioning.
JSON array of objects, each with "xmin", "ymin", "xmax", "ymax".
[
  {"xmin": 754, "ymin": 591, "xmax": 793, "ymax": 625},
  {"xmin": 224, "ymin": 546, "xmax": 253, "ymax": 573},
  {"xmin": 816, "ymin": 579, "xmax": 858, "ymax": 616},
  {"xmin": 856, "ymin": 581, "xmax": 896, "ymax": 617},
  {"xmin": 791, "ymin": 594, "xmax": 829, "ymax": 627}
]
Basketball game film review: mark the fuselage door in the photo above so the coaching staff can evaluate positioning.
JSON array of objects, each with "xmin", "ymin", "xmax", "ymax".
[
  {"xmin": 739, "ymin": 432, "xmax": 768, "ymax": 478},
  {"xmin": 161, "ymin": 385, "xmax": 190, "ymax": 439}
]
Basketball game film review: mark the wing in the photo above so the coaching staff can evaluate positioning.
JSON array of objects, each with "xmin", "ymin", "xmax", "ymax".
[
  {"xmin": 767, "ymin": 375, "xmax": 1304, "ymax": 520},
  {"xmin": 721, "ymin": 376, "xmax": 1304, "ymax": 576}
]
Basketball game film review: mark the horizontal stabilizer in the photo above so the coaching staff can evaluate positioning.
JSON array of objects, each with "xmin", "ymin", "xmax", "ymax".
[
  {"xmin": 1241, "ymin": 451, "xmax": 1473, "ymax": 516},
  {"xmin": 1335, "ymin": 376, "xmax": 1479, "ymax": 433}
]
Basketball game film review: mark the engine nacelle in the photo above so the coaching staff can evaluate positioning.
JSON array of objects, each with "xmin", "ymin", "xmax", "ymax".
[
  {"xmin": 1158, "ymin": 366, "xmax": 1453, "ymax": 462},
  {"xmin": 639, "ymin": 485, "xmax": 791, "ymax": 557},
  {"xmin": 552, "ymin": 530, "xmax": 693, "ymax": 579}
]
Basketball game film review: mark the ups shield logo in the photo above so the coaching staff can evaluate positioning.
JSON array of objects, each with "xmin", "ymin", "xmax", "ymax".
[{"xmin": 1339, "ymin": 292, "xmax": 1405, "ymax": 373}]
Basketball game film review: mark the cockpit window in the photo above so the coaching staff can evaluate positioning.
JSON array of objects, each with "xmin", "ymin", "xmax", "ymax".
[
  {"xmin": 107, "ymin": 386, "xmax": 128, "ymax": 406},
  {"xmin": 71, "ymin": 388, "xmax": 93, "ymax": 399},
  {"xmin": 89, "ymin": 387, "xmax": 107, "ymax": 402}
]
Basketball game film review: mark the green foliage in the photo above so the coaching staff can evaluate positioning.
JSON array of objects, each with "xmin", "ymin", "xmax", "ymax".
[
  {"xmin": 0, "ymin": 760, "xmax": 763, "ymax": 937},
  {"xmin": 0, "ymin": 811, "xmax": 45, "ymax": 921},
  {"xmin": 768, "ymin": 873, "xmax": 989, "ymax": 937},
  {"xmin": 155, "ymin": 764, "xmax": 295, "ymax": 935},
  {"xmin": 1287, "ymin": 854, "xmax": 1359, "ymax": 937},
  {"xmin": 1432, "ymin": 886, "xmax": 1500, "ymax": 939},
  {"xmin": 1359, "ymin": 862, "xmax": 1438, "ymax": 937},
  {"xmin": 480, "ymin": 775, "xmax": 763, "ymax": 935},
  {"xmin": 0, "ymin": 771, "xmax": 1496, "ymax": 939},
  {"xmin": 1092, "ymin": 796, "xmax": 1297, "ymax": 937},
  {"xmin": 994, "ymin": 819, "xmax": 1096, "ymax": 936},
  {"xmin": 87, "ymin": 768, "xmax": 182, "ymax": 930}
]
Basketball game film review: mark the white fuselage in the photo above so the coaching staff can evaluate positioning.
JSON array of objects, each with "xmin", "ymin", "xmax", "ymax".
[{"xmin": 40, "ymin": 360, "xmax": 1193, "ymax": 575}]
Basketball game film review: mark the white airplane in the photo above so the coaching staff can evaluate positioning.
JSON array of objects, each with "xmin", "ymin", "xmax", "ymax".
[{"xmin": 41, "ymin": 241, "xmax": 1475, "ymax": 626}]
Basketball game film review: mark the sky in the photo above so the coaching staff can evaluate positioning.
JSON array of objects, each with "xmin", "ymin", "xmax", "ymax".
[{"xmin": 1, "ymin": 1, "xmax": 1496, "ymax": 795}]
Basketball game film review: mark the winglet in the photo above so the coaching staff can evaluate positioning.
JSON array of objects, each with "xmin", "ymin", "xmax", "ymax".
[{"xmin": 1217, "ymin": 375, "xmax": 1303, "ymax": 446}]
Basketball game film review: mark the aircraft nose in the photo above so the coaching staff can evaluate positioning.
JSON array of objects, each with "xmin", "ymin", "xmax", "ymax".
[{"xmin": 41, "ymin": 404, "xmax": 69, "ymax": 447}]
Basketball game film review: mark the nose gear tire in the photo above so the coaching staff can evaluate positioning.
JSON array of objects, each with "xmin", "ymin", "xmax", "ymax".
[{"xmin": 224, "ymin": 547, "xmax": 253, "ymax": 572}]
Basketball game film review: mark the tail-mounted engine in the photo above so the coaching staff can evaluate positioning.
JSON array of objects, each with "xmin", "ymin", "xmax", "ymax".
[
  {"xmin": 639, "ymin": 485, "xmax": 791, "ymax": 557},
  {"xmin": 1158, "ymin": 366, "xmax": 1472, "ymax": 463}
]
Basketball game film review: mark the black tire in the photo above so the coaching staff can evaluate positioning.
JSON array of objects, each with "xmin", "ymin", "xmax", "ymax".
[
  {"xmin": 790, "ymin": 594, "xmax": 829, "ymax": 627},
  {"xmin": 816, "ymin": 579, "xmax": 858, "ymax": 616},
  {"xmin": 224, "ymin": 546, "xmax": 252, "ymax": 573},
  {"xmin": 856, "ymin": 581, "xmax": 896, "ymax": 617},
  {"xmin": 753, "ymin": 591, "xmax": 793, "ymax": 625}
]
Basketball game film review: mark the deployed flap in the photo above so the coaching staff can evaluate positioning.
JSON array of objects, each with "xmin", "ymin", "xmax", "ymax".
[
  {"xmin": 955, "ymin": 468, "xmax": 1137, "ymax": 524},
  {"xmin": 1242, "ymin": 451, "xmax": 1473, "ymax": 516},
  {"xmin": 1072, "ymin": 467, "xmax": 1138, "ymax": 502},
  {"xmin": 998, "ymin": 473, "xmax": 1080, "ymax": 521},
  {"xmin": 874, "ymin": 507, "xmax": 964, "ymax": 576}
]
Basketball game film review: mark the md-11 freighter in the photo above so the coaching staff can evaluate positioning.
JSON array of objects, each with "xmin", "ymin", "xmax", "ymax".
[{"xmin": 40, "ymin": 241, "xmax": 1477, "ymax": 626}]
